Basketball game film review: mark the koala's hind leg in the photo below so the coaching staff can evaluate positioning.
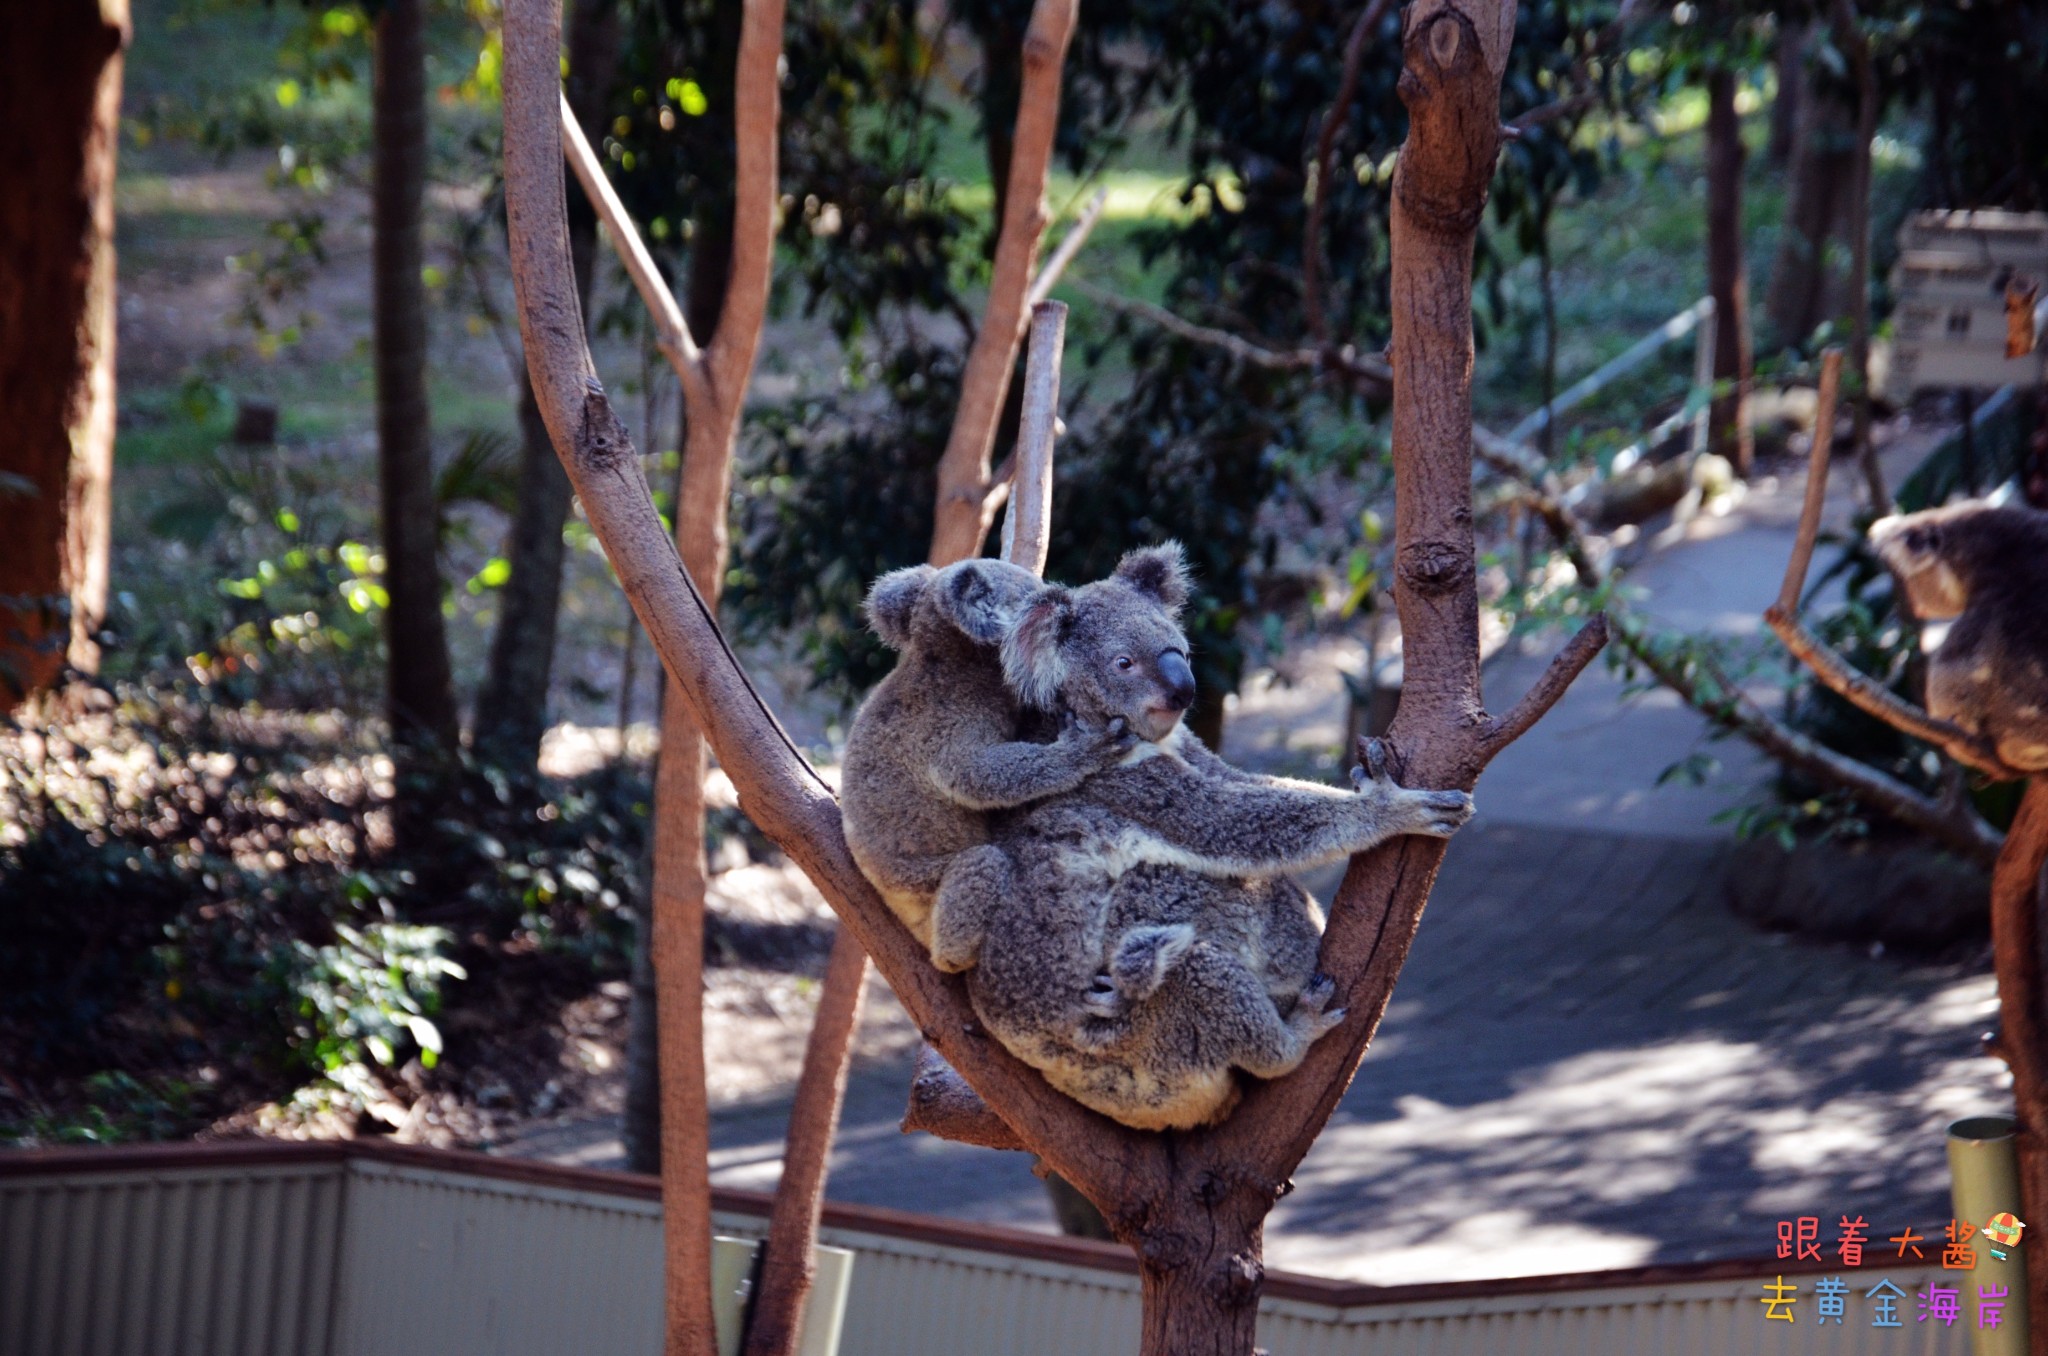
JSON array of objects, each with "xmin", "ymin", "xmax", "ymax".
[
  {"xmin": 929, "ymin": 844, "xmax": 1013, "ymax": 973},
  {"xmin": 1166, "ymin": 945, "xmax": 1347, "ymax": 1082}
]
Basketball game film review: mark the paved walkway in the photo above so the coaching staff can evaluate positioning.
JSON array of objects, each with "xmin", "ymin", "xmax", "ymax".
[{"xmin": 507, "ymin": 423, "xmax": 2014, "ymax": 1284}]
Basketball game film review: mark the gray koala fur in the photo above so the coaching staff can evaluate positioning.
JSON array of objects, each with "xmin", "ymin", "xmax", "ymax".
[
  {"xmin": 840, "ymin": 557, "xmax": 1135, "ymax": 967},
  {"xmin": 953, "ymin": 543, "xmax": 1476, "ymax": 1129},
  {"xmin": 1869, "ymin": 501, "xmax": 2048, "ymax": 770}
]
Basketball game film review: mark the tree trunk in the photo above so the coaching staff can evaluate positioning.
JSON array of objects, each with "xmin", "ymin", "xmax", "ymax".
[
  {"xmin": 372, "ymin": 0, "xmax": 458, "ymax": 751},
  {"xmin": 475, "ymin": 0, "xmax": 620, "ymax": 772},
  {"xmin": 740, "ymin": 930, "xmax": 867, "ymax": 1356},
  {"xmin": 1989, "ymin": 780, "xmax": 2048, "ymax": 1354},
  {"xmin": 1762, "ymin": 67, "xmax": 1854, "ymax": 348},
  {"xmin": 0, "ymin": 0, "xmax": 128, "ymax": 705},
  {"xmin": 1705, "ymin": 65, "xmax": 1755, "ymax": 478},
  {"xmin": 1135, "ymin": 1214, "xmax": 1265, "ymax": 1356}
]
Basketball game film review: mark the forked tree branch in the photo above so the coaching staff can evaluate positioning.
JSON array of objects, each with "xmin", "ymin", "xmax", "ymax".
[
  {"xmin": 1080, "ymin": 283, "xmax": 1395, "ymax": 392},
  {"xmin": 1762, "ymin": 349, "xmax": 2019, "ymax": 779},
  {"xmin": 928, "ymin": 0, "xmax": 1081, "ymax": 566}
]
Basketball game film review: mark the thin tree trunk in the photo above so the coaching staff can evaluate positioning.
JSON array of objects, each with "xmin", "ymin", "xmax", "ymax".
[
  {"xmin": 0, "ymin": 0, "xmax": 127, "ymax": 706},
  {"xmin": 1705, "ymin": 65, "xmax": 1755, "ymax": 478},
  {"xmin": 1989, "ymin": 780, "xmax": 2048, "ymax": 1356},
  {"xmin": 475, "ymin": 0, "xmax": 620, "ymax": 771},
  {"xmin": 1763, "ymin": 67, "xmax": 1854, "ymax": 348},
  {"xmin": 373, "ymin": 0, "xmax": 458, "ymax": 752},
  {"xmin": 925, "ymin": 0, "xmax": 1079, "ymax": 566},
  {"xmin": 740, "ymin": 931, "xmax": 867, "ymax": 1356}
]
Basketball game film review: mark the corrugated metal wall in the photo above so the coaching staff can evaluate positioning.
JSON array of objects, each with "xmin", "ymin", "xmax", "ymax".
[
  {"xmin": 0, "ymin": 1149, "xmax": 1980, "ymax": 1356},
  {"xmin": 0, "ymin": 1160, "xmax": 345, "ymax": 1356}
]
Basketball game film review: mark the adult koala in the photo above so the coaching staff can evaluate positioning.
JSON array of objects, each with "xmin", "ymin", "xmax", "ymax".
[
  {"xmin": 840, "ymin": 557, "xmax": 1134, "ymax": 965},
  {"xmin": 955, "ymin": 544, "xmax": 1475, "ymax": 1129}
]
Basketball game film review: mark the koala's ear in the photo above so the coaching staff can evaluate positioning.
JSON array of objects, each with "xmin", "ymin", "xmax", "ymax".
[
  {"xmin": 933, "ymin": 559, "xmax": 1040, "ymax": 644},
  {"xmin": 863, "ymin": 565, "xmax": 937, "ymax": 650},
  {"xmin": 1001, "ymin": 587, "xmax": 1074, "ymax": 709},
  {"xmin": 1113, "ymin": 541, "xmax": 1191, "ymax": 614}
]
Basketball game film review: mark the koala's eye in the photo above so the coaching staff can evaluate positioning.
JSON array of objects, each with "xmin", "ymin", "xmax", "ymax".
[
  {"xmin": 1905, "ymin": 528, "xmax": 1930, "ymax": 551},
  {"xmin": 1114, "ymin": 655, "xmax": 1135, "ymax": 672}
]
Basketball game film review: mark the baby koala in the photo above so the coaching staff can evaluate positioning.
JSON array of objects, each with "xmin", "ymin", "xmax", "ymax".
[
  {"xmin": 1869, "ymin": 500, "xmax": 2048, "ymax": 771},
  {"xmin": 839, "ymin": 557, "xmax": 1135, "ymax": 968}
]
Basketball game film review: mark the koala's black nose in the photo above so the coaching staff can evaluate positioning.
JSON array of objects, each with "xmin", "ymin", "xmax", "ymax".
[{"xmin": 1158, "ymin": 649, "xmax": 1196, "ymax": 712}]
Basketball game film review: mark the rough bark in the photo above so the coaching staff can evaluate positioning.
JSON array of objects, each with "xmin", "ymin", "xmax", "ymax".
[
  {"xmin": 475, "ymin": 0, "xmax": 620, "ymax": 771},
  {"xmin": 1989, "ymin": 781, "xmax": 2048, "ymax": 1354},
  {"xmin": 0, "ymin": 0, "xmax": 127, "ymax": 705},
  {"xmin": 1763, "ymin": 61, "xmax": 1854, "ymax": 348},
  {"xmin": 373, "ymin": 0, "xmax": 459, "ymax": 751},
  {"xmin": 925, "ymin": 0, "xmax": 1079, "ymax": 566},
  {"xmin": 1704, "ymin": 66, "xmax": 1755, "ymax": 478}
]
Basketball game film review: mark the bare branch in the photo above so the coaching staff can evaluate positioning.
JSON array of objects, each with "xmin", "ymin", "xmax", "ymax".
[
  {"xmin": 1774, "ymin": 348, "xmax": 1841, "ymax": 615},
  {"xmin": 1027, "ymin": 187, "xmax": 1108, "ymax": 309},
  {"xmin": 1616, "ymin": 620, "xmax": 2002, "ymax": 865},
  {"xmin": 1304, "ymin": 0, "xmax": 1396, "ymax": 345},
  {"xmin": 927, "ymin": 0, "xmax": 1081, "ymax": 566},
  {"xmin": 502, "ymin": 0, "xmax": 1137, "ymax": 1218},
  {"xmin": 1478, "ymin": 612, "xmax": 1609, "ymax": 757},
  {"xmin": 1080, "ymin": 282, "xmax": 1394, "ymax": 392},
  {"xmin": 902, "ymin": 1046, "xmax": 1028, "ymax": 1152},
  {"xmin": 1000, "ymin": 303, "xmax": 1065, "ymax": 576},
  {"xmin": 1761, "ymin": 350, "xmax": 2018, "ymax": 777},
  {"xmin": 557, "ymin": 92, "xmax": 704, "ymax": 402}
]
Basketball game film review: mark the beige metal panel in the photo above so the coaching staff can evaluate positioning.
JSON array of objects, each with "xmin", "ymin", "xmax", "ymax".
[
  {"xmin": 330, "ymin": 1158, "xmax": 667, "ymax": 1356},
  {"xmin": 0, "ymin": 1162, "xmax": 343, "ymax": 1356}
]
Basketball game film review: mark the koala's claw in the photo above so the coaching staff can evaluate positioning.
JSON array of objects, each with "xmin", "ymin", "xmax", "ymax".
[
  {"xmin": 1412, "ymin": 789, "xmax": 1477, "ymax": 837},
  {"xmin": 1299, "ymin": 972, "xmax": 1339, "ymax": 1015}
]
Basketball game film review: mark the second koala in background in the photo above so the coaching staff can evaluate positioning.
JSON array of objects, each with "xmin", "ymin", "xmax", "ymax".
[
  {"xmin": 839, "ymin": 558, "xmax": 1134, "ymax": 969},
  {"xmin": 1869, "ymin": 500, "xmax": 2048, "ymax": 770}
]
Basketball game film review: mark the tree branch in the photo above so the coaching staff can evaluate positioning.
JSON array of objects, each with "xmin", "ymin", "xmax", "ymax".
[
  {"xmin": 1762, "ymin": 349, "xmax": 2017, "ymax": 778},
  {"xmin": 901, "ymin": 1045, "xmax": 1028, "ymax": 1152},
  {"xmin": 927, "ymin": 0, "xmax": 1081, "ymax": 566},
  {"xmin": 557, "ymin": 92, "xmax": 706, "ymax": 407},
  {"xmin": 1614, "ymin": 619, "xmax": 2003, "ymax": 866},
  {"xmin": 1080, "ymin": 282, "xmax": 1394, "ymax": 392},
  {"xmin": 1027, "ymin": 187, "xmax": 1108, "ymax": 309},
  {"xmin": 1304, "ymin": 0, "xmax": 1397, "ymax": 345},
  {"xmin": 707, "ymin": 0, "xmax": 785, "ymax": 399},
  {"xmin": 1477, "ymin": 612, "xmax": 1609, "ymax": 756}
]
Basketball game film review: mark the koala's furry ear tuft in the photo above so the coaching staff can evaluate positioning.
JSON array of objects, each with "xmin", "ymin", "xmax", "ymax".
[
  {"xmin": 863, "ymin": 565, "xmax": 937, "ymax": 650},
  {"xmin": 934, "ymin": 559, "xmax": 1042, "ymax": 644},
  {"xmin": 1113, "ymin": 541, "xmax": 1191, "ymax": 614},
  {"xmin": 1002, "ymin": 587, "xmax": 1074, "ymax": 709}
]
